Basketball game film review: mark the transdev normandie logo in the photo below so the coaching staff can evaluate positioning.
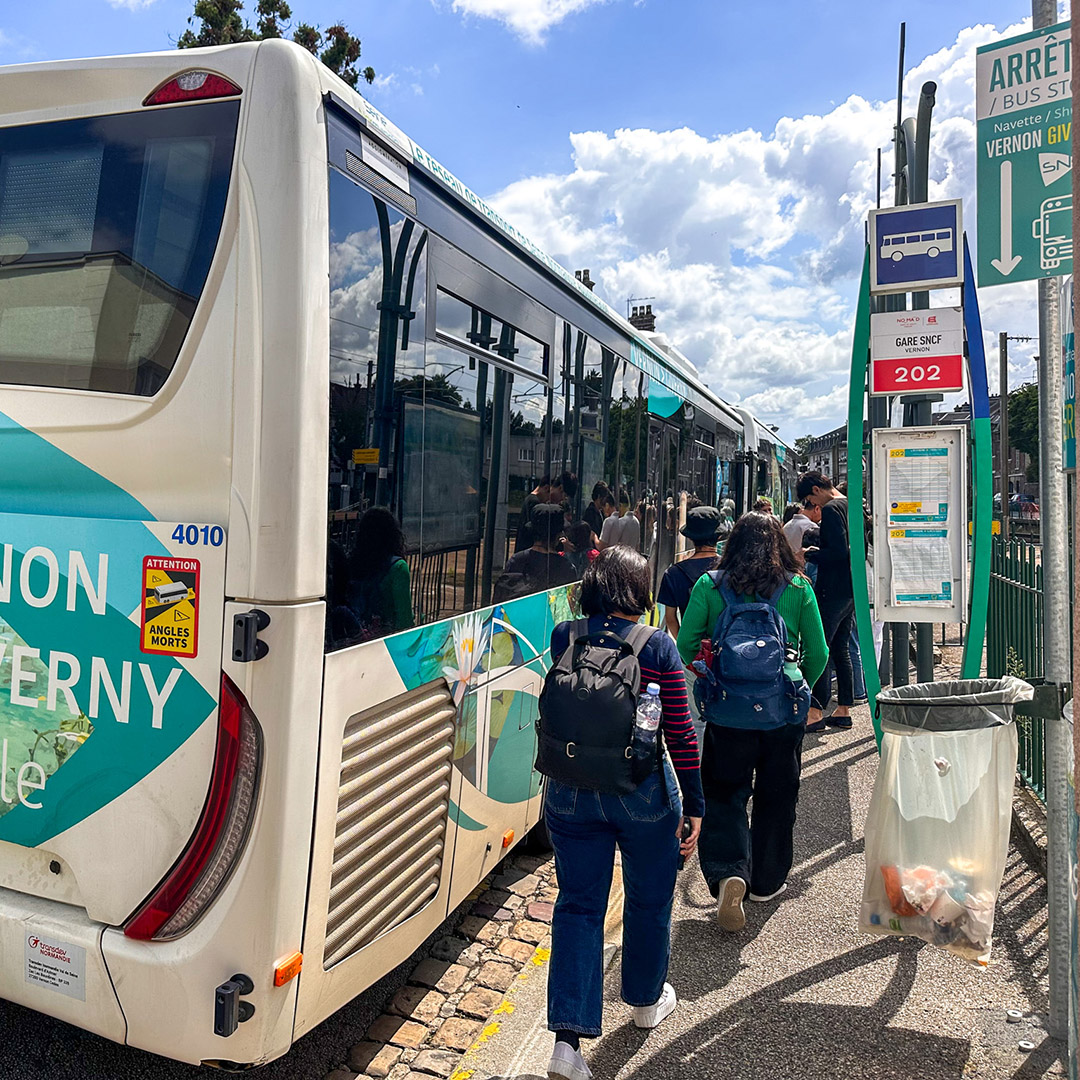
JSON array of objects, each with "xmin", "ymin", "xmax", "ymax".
[{"xmin": 27, "ymin": 935, "xmax": 71, "ymax": 962}]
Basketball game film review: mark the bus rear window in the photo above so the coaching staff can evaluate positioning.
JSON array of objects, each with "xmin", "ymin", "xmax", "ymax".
[{"xmin": 0, "ymin": 100, "xmax": 239, "ymax": 396}]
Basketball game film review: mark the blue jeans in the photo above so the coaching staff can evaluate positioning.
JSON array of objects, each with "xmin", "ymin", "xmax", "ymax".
[
  {"xmin": 849, "ymin": 625, "xmax": 866, "ymax": 699},
  {"xmin": 544, "ymin": 764, "xmax": 682, "ymax": 1036}
]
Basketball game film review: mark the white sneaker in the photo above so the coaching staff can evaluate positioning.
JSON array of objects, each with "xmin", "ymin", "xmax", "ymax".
[
  {"xmin": 632, "ymin": 981, "xmax": 677, "ymax": 1029},
  {"xmin": 548, "ymin": 1041, "xmax": 592, "ymax": 1080},
  {"xmin": 716, "ymin": 876, "xmax": 747, "ymax": 931},
  {"xmin": 748, "ymin": 882, "xmax": 788, "ymax": 903}
]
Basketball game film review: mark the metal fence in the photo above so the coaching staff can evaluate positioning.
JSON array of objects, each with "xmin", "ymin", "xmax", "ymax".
[{"xmin": 986, "ymin": 535, "xmax": 1045, "ymax": 799}]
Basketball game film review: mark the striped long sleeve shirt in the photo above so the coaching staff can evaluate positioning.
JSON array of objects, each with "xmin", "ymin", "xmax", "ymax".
[{"xmin": 549, "ymin": 615, "xmax": 705, "ymax": 817}]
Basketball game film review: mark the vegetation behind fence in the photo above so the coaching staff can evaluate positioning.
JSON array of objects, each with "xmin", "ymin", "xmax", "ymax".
[{"xmin": 986, "ymin": 536, "xmax": 1045, "ymax": 799}]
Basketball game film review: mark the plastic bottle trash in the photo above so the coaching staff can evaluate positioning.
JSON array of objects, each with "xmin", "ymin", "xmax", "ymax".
[{"xmin": 634, "ymin": 683, "xmax": 663, "ymax": 753}]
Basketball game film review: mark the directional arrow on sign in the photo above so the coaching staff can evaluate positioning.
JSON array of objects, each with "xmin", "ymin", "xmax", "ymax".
[{"xmin": 991, "ymin": 160, "xmax": 1022, "ymax": 276}]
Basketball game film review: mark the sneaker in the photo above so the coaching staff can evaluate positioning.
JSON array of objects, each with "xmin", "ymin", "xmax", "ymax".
[
  {"xmin": 716, "ymin": 876, "xmax": 747, "ymax": 931},
  {"xmin": 548, "ymin": 1041, "xmax": 592, "ymax": 1080},
  {"xmin": 748, "ymin": 882, "xmax": 788, "ymax": 903},
  {"xmin": 825, "ymin": 714, "xmax": 853, "ymax": 729},
  {"xmin": 632, "ymin": 982, "xmax": 677, "ymax": 1029},
  {"xmin": 805, "ymin": 719, "xmax": 826, "ymax": 733}
]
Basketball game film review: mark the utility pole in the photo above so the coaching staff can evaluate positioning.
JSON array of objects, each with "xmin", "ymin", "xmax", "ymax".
[{"xmin": 1032, "ymin": 0, "xmax": 1071, "ymax": 1043}]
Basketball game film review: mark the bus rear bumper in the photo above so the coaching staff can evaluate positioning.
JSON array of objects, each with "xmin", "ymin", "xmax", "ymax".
[{"xmin": 0, "ymin": 887, "xmax": 126, "ymax": 1045}]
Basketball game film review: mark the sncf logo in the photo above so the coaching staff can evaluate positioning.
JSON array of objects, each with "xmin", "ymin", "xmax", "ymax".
[{"xmin": 27, "ymin": 936, "xmax": 40, "ymax": 950}]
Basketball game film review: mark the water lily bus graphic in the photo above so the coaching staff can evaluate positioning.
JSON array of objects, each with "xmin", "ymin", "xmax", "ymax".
[
  {"xmin": 1033, "ymin": 195, "xmax": 1073, "ymax": 271},
  {"xmin": 880, "ymin": 228, "xmax": 954, "ymax": 261}
]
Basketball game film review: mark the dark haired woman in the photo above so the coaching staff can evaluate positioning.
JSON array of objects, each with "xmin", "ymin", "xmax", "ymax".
[
  {"xmin": 347, "ymin": 506, "xmax": 414, "ymax": 638},
  {"xmin": 677, "ymin": 512, "xmax": 827, "ymax": 931},
  {"xmin": 544, "ymin": 547, "xmax": 703, "ymax": 1080}
]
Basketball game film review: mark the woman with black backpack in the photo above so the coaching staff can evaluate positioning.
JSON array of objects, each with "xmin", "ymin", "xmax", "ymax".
[
  {"xmin": 537, "ymin": 547, "xmax": 703, "ymax": 1080},
  {"xmin": 676, "ymin": 512, "xmax": 827, "ymax": 932}
]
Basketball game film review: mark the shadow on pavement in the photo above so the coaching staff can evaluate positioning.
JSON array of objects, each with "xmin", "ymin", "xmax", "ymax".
[{"xmin": 588, "ymin": 937, "xmax": 970, "ymax": 1080}]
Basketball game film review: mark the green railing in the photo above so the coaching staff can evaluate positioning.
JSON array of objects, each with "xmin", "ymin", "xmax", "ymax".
[{"xmin": 987, "ymin": 535, "xmax": 1045, "ymax": 799}]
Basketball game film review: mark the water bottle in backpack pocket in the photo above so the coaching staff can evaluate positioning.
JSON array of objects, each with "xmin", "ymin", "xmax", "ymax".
[
  {"xmin": 692, "ymin": 572, "xmax": 809, "ymax": 729},
  {"xmin": 536, "ymin": 621, "xmax": 662, "ymax": 795}
]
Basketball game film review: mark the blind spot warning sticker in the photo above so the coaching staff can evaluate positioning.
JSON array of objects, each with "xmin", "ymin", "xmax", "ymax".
[{"xmin": 141, "ymin": 556, "xmax": 200, "ymax": 657}]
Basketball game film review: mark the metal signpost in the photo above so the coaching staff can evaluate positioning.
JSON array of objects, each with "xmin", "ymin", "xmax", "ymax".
[
  {"xmin": 973, "ymin": 3, "xmax": 1074, "ymax": 1045},
  {"xmin": 849, "ymin": 233, "xmax": 993, "ymax": 747},
  {"xmin": 976, "ymin": 21, "xmax": 1073, "ymax": 287}
]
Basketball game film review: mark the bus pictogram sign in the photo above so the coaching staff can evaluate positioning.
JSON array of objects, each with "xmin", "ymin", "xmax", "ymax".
[{"xmin": 868, "ymin": 201, "xmax": 964, "ymax": 295}]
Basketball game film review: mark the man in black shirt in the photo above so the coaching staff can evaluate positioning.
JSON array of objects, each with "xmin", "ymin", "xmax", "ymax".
[
  {"xmin": 583, "ymin": 481, "xmax": 611, "ymax": 538},
  {"xmin": 797, "ymin": 470, "xmax": 854, "ymax": 732},
  {"xmin": 495, "ymin": 503, "xmax": 578, "ymax": 602},
  {"xmin": 515, "ymin": 475, "xmax": 550, "ymax": 552},
  {"xmin": 658, "ymin": 506, "xmax": 724, "ymax": 637}
]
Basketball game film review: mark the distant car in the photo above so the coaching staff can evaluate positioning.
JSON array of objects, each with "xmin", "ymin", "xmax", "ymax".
[{"xmin": 1009, "ymin": 494, "xmax": 1040, "ymax": 521}]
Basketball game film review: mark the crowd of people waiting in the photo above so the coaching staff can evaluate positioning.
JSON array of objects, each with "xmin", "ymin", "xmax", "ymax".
[{"xmin": 539, "ymin": 469, "xmax": 875, "ymax": 1080}]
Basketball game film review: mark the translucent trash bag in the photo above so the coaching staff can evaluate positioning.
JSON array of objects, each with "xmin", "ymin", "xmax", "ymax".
[{"xmin": 860, "ymin": 677, "xmax": 1032, "ymax": 966}]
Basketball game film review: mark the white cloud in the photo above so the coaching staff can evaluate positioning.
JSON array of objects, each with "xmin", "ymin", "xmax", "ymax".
[
  {"xmin": 369, "ymin": 64, "xmax": 440, "ymax": 100},
  {"xmin": 448, "ymin": 0, "xmax": 610, "ymax": 44},
  {"xmin": 484, "ymin": 16, "xmax": 1048, "ymax": 441},
  {"xmin": 106, "ymin": 0, "xmax": 159, "ymax": 9}
]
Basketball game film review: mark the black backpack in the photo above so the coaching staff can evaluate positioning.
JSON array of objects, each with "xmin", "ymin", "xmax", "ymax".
[{"xmin": 536, "ymin": 621, "xmax": 659, "ymax": 795}]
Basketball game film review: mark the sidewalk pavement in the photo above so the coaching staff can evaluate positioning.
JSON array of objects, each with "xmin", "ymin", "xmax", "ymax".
[{"xmin": 457, "ymin": 703, "xmax": 1066, "ymax": 1080}]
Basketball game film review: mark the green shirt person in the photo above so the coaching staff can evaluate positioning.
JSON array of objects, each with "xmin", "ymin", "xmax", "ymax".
[{"xmin": 672, "ymin": 511, "xmax": 828, "ymax": 934}]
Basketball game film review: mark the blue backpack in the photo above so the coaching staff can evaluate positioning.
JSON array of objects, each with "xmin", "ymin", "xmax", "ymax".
[{"xmin": 693, "ymin": 572, "xmax": 809, "ymax": 729}]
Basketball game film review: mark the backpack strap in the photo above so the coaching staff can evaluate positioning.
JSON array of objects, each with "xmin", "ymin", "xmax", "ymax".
[
  {"xmin": 622, "ymin": 622, "xmax": 657, "ymax": 657},
  {"xmin": 709, "ymin": 570, "xmax": 738, "ymax": 609},
  {"xmin": 765, "ymin": 576, "xmax": 792, "ymax": 608},
  {"xmin": 566, "ymin": 618, "xmax": 591, "ymax": 648}
]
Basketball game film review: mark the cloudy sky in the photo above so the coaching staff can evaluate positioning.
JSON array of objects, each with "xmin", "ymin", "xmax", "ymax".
[{"xmin": 0, "ymin": 0, "xmax": 1063, "ymax": 440}]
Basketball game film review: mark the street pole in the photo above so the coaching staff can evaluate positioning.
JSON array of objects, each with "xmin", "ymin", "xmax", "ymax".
[
  {"xmin": 1040, "ymin": 274, "xmax": 1071, "ymax": 1042},
  {"xmin": 999, "ymin": 333, "xmax": 1010, "ymax": 544},
  {"xmin": 1033, "ymin": 0, "xmax": 1070, "ymax": 1044}
]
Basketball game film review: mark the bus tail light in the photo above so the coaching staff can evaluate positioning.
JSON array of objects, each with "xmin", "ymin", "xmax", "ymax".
[
  {"xmin": 124, "ymin": 674, "xmax": 262, "ymax": 941},
  {"xmin": 144, "ymin": 71, "xmax": 242, "ymax": 106}
]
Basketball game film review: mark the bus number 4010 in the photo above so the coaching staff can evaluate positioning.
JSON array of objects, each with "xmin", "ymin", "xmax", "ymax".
[{"xmin": 171, "ymin": 524, "xmax": 225, "ymax": 547}]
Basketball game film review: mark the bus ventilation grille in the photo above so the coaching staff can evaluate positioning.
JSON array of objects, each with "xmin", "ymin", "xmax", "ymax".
[
  {"xmin": 345, "ymin": 149, "xmax": 417, "ymax": 216},
  {"xmin": 323, "ymin": 681, "xmax": 455, "ymax": 969}
]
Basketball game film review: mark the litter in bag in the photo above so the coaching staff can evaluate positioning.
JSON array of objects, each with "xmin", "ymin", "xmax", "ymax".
[{"xmin": 860, "ymin": 677, "xmax": 1032, "ymax": 965}]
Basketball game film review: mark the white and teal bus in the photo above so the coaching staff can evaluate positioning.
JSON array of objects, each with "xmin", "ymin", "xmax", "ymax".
[{"xmin": 0, "ymin": 41, "xmax": 793, "ymax": 1066}]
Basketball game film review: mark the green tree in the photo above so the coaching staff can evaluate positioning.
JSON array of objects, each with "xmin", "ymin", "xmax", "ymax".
[
  {"xmin": 178, "ymin": 0, "xmax": 375, "ymax": 87},
  {"xmin": 1008, "ymin": 382, "xmax": 1040, "ymax": 482},
  {"xmin": 794, "ymin": 434, "xmax": 813, "ymax": 466}
]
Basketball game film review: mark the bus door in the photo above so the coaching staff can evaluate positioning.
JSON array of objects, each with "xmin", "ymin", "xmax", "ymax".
[{"xmin": 423, "ymin": 240, "xmax": 555, "ymax": 914}]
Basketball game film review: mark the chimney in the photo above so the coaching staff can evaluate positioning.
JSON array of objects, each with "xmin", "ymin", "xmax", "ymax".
[
  {"xmin": 574, "ymin": 268, "xmax": 595, "ymax": 291},
  {"xmin": 628, "ymin": 303, "xmax": 656, "ymax": 332}
]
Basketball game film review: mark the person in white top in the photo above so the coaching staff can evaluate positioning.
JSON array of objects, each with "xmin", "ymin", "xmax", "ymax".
[
  {"xmin": 782, "ymin": 501, "xmax": 820, "ymax": 554},
  {"xmin": 599, "ymin": 490, "xmax": 641, "ymax": 550}
]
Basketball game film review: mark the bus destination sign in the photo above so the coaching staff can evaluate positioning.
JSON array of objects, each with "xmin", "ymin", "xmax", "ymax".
[
  {"xmin": 976, "ymin": 21, "xmax": 1072, "ymax": 287},
  {"xmin": 868, "ymin": 200, "xmax": 964, "ymax": 295},
  {"xmin": 869, "ymin": 308, "xmax": 965, "ymax": 396}
]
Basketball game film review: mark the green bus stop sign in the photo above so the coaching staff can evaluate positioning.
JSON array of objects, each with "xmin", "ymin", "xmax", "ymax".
[{"xmin": 976, "ymin": 21, "xmax": 1073, "ymax": 287}]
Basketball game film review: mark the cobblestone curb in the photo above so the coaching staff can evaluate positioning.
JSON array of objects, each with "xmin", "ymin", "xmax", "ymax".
[
  {"xmin": 322, "ymin": 852, "xmax": 557, "ymax": 1080},
  {"xmin": 1011, "ymin": 782, "xmax": 1048, "ymax": 879}
]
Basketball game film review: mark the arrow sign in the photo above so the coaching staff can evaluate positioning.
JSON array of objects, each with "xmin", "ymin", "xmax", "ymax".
[{"xmin": 991, "ymin": 160, "xmax": 1022, "ymax": 276}]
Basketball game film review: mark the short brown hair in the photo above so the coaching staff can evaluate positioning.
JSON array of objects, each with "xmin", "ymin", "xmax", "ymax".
[{"xmin": 579, "ymin": 547, "xmax": 653, "ymax": 617}]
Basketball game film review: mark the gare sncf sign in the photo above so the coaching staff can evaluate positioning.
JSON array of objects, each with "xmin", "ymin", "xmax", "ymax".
[{"xmin": 869, "ymin": 308, "xmax": 965, "ymax": 396}]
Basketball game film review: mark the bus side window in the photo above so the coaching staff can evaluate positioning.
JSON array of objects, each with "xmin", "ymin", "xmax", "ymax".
[{"xmin": 326, "ymin": 168, "xmax": 427, "ymax": 651}]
